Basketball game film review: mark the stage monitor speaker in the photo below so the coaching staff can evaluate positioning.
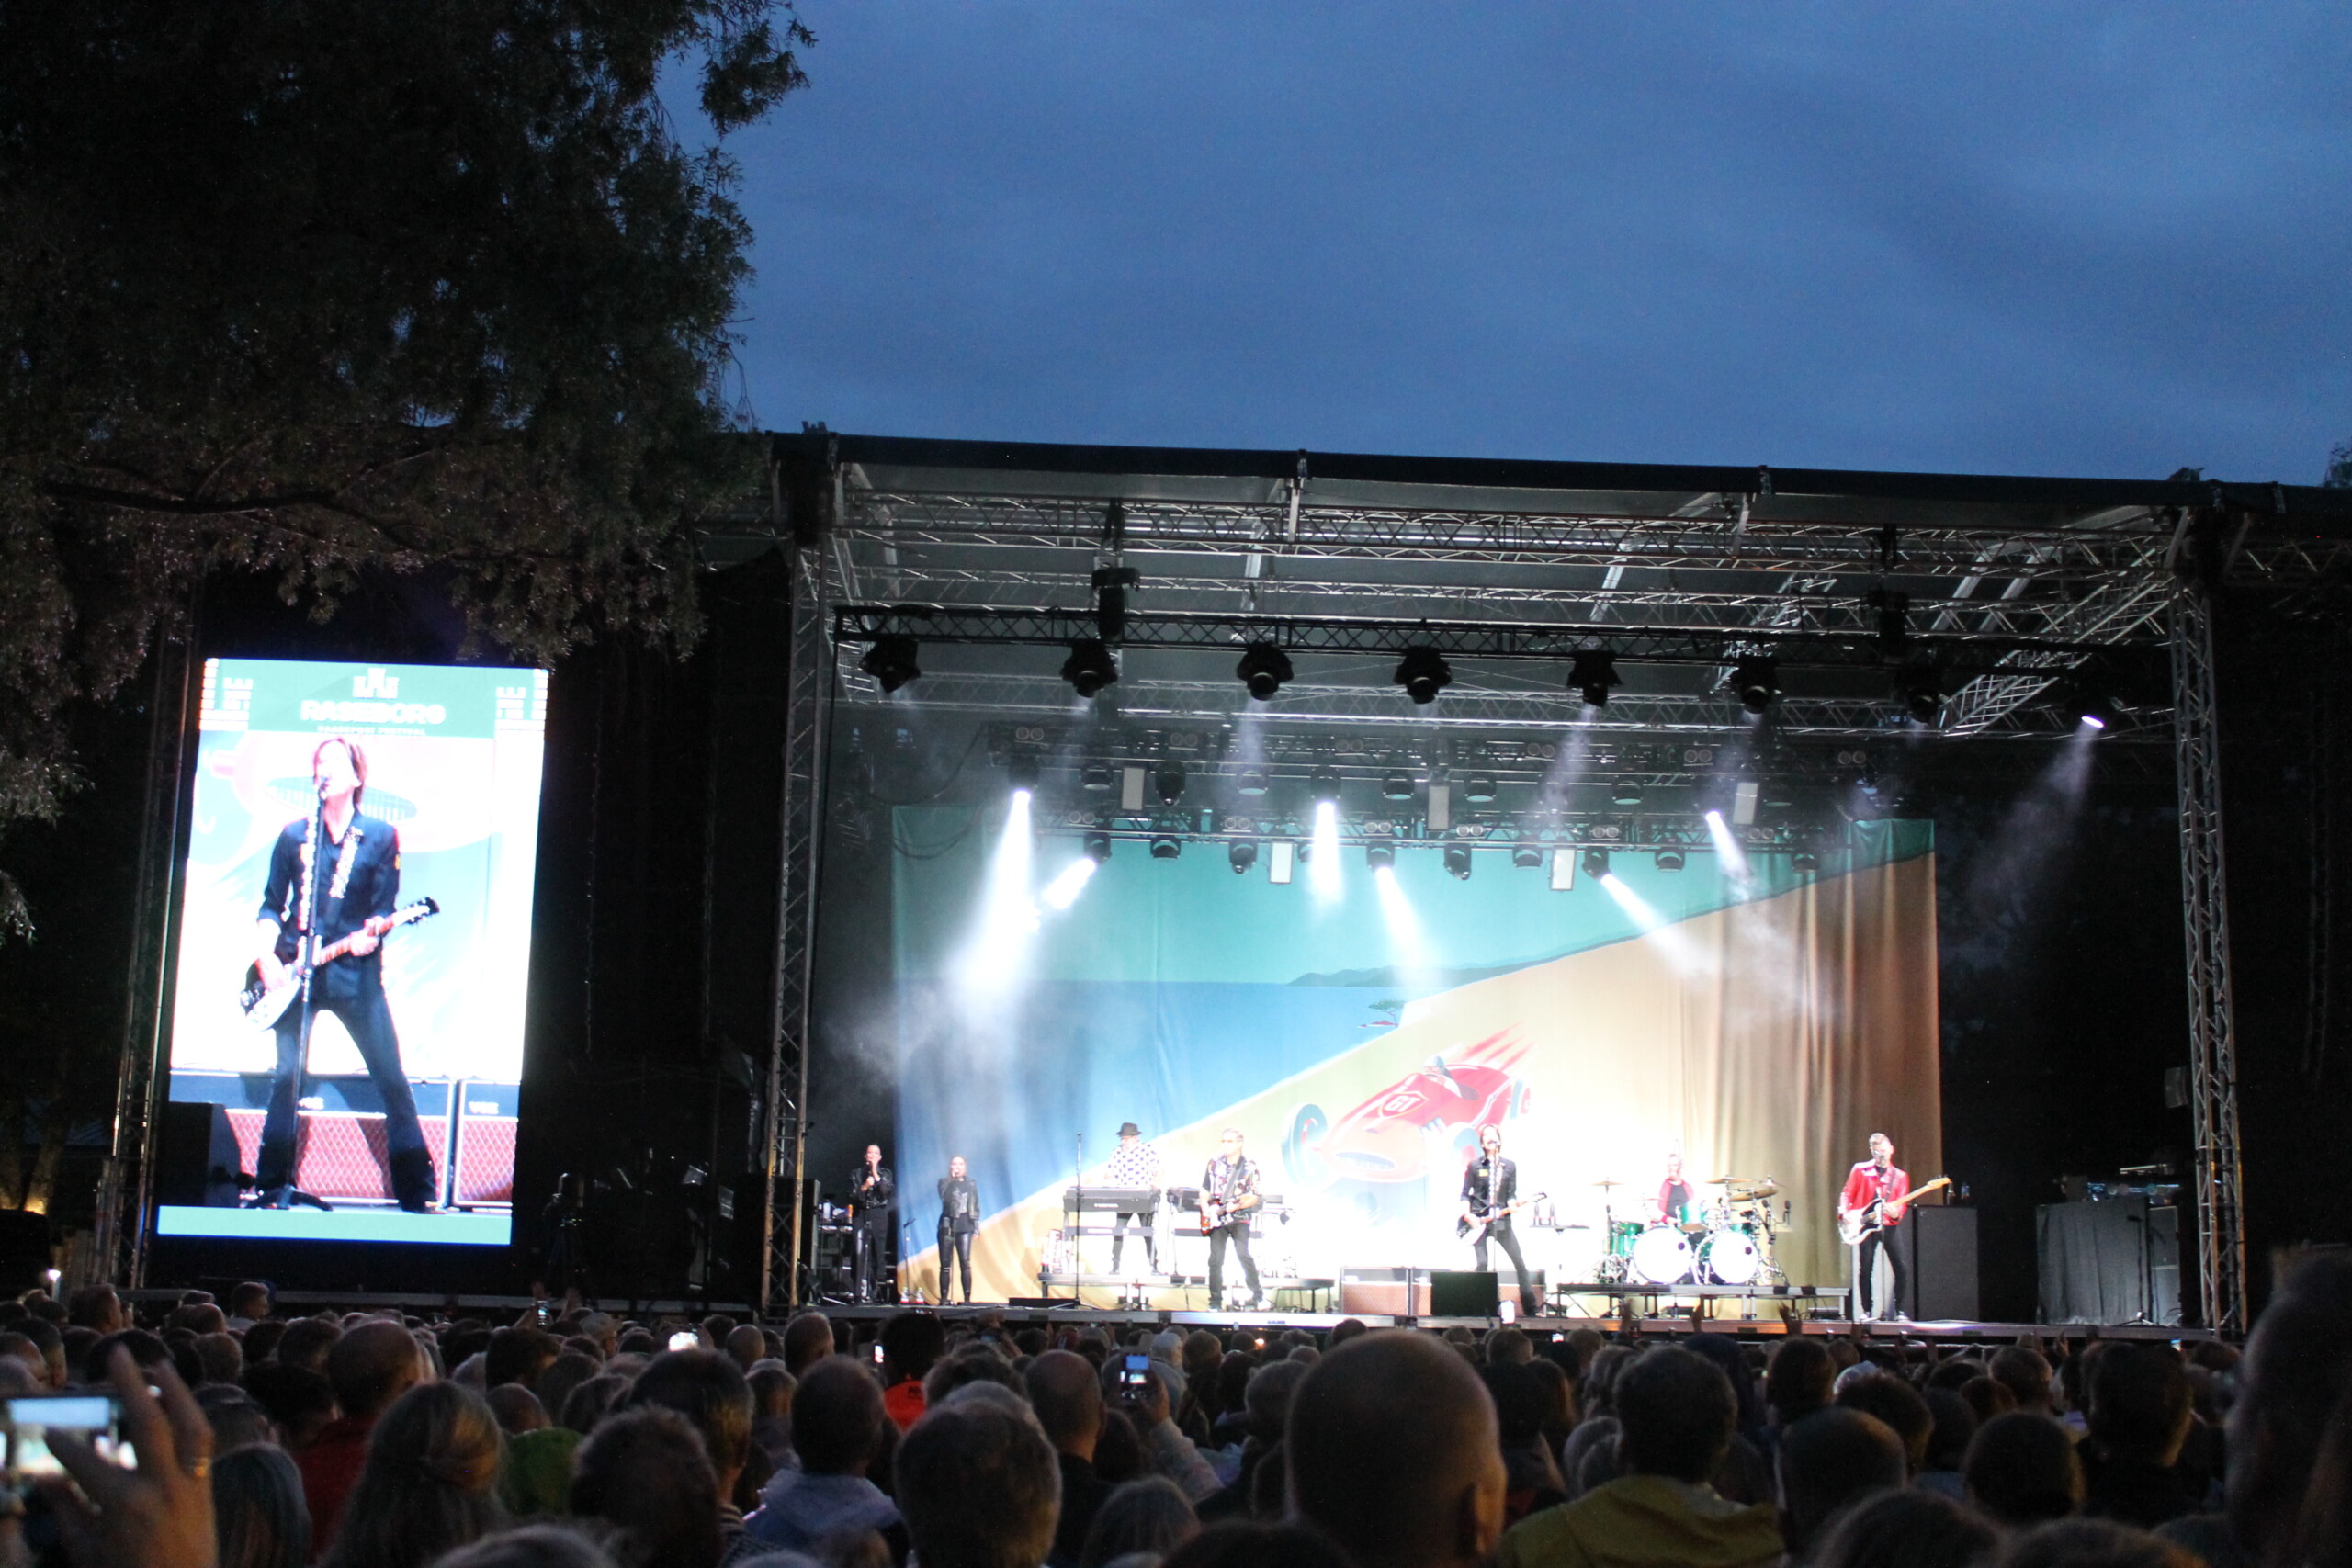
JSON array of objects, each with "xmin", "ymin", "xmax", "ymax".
[
  {"xmin": 153, "ymin": 1102, "xmax": 246, "ymax": 1207},
  {"xmin": 1898, "ymin": 1206, "xmax": 1979, "ymax": 1322},
  {"xmin": 0, "ymin": 1211, "xmax": 51, "ymax": 1295},
  {"xmin": 1430, "ymin": 1269, "xmax": 1500, "ymax": 1317},
  {"xmin": 1340, "ymin": 1267, "xmax": 1430, "ymax": 1316}
]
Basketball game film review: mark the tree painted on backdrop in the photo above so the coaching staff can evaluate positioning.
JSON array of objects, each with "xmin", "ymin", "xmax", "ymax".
[{"xmin": 0, "ymin": 0, "xmax": 813, "ymax": 944}]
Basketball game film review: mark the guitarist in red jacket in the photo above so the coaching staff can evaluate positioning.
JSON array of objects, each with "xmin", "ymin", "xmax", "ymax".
[
  {"xmin": 1838, "ymin": 1133, "xmax": 1912, "ymax": 1322},
  {"xmin": 250, "ymin": 737, "xmax": 435, "ymax": 1213}
]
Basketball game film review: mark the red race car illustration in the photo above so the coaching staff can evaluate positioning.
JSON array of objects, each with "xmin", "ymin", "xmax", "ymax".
[{"xmin": 1283, "ymin": 1029, "xmax": 1533, "ymax": 1188}]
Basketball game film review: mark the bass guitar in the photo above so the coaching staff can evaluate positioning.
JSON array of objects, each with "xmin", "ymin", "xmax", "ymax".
[
  {"xmin": 239, "ymin": 898, "xmax": 439, "ymax": 1029},
  {"xmin": 1837, "ymin": 1175, "xmax": 1953, "ymax": 1246},
  {"xmin": 1458, "ymin": 1191, "xmax": 1548, "ymax": 1240}
]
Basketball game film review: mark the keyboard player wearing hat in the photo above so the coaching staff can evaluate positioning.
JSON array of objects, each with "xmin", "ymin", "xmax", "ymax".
[{"xmin": 1105, "ymin": 1121, "xmax": 1163, "ymax": 1272}]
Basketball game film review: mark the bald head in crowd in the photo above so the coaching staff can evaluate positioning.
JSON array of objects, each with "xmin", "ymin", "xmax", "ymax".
[
  {"xmin": 1288, "ymin": 1330, "xmax": 1507, "ymax": 1568},
  {"xmin": 783, "ymin": 1312, "xmax": 834, "ymax": 1376},
  {"xmin": 1023, "ymin": 1349, "xmax": 1103, "ymax": 1461}
]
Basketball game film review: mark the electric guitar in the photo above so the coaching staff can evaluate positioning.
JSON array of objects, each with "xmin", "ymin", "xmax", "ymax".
[
  {"xmin": 1457, "ymin": 1190, "xmax": 1548, "ymax": 1240},
  {"xmin": 1199, "ymin": 1191, "xmax": 1261, "ymax": 1234},
  {"xmin": 1838, "ymin": 1175, "xmax": 1952, "ymax": 1246},
  {"xmin": 239, "ymin": 898, "xmax": 439, "ymax": 1029}
]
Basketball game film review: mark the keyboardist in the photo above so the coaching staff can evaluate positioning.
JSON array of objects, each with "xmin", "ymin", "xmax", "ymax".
[{"xmin": 1105, "ymin": 1120, "xmax": 1163, "ymax": 1271}]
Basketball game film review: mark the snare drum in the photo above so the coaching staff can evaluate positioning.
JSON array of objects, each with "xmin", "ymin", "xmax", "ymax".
[
  {"xmin": 1700, "ymin": 1227, "xmax": 1761, "ymax": 1285},
  {"xmin": 1631, "ymin": 1225, "xmax": 1693, "ymax": 1286}
]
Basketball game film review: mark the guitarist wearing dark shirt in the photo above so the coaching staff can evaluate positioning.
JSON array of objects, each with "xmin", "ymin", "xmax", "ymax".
[
  {"xmin": 250, "ymin": 737, "xmax": 436, "ymax": 1213},
  {"xmin": 1460, "ymin": 1124, "xmax": 1540, "ymax": 1317}
]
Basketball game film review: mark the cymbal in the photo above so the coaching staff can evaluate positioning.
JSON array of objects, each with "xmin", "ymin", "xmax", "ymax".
[
  {"xmin": 1730, "ymin": 1182, "xmax": 1781, "ymax": 1200},
  {"xmin": 1592, "ymin": 1179, "xmax": 1623, "ymax": 1189},
  {"xmin": 1709, "ymin": 1176, "xmax": 1756, "ymax": 1186}
]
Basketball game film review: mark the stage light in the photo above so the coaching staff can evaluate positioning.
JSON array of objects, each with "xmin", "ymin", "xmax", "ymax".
[
  {"xmin": 1269, "ymin": 840, "xmax": 1296, "ymax": 885},
  {"xmin": 1308, "ymin": 767, "xmax": 1343, "ymax": 805},
  {"xmin": 1382, "ymin": 772, "xmax": 1415, "ymax": 801},
  {"xmin": 1444, "ymin": 845, "xmax": 1473, "ymax": 881},
  {"xmin": 1426, "ymin": 783, "xmax": 1452, "ymax": 832},
  {"xmin": 1512, "ymin": 844, "xmax": 1544, "ymax": 869},
  {"xmin": 1149, "ymin": 835, "xmax": 1182, "ymax": 860},
  {"xmin": 860, "ymin": 635, "xmax": 922, "ymax": 694},
  {"xmin": 2078, "ymin": 710, "xmax": 2108, "ymax": 732},
  {"xmin": 1656, "ymin": 847, "xmax": 1686, "ymax": 872},
  {"xmin": 1154, "ymin": 761, "xmax": 1187, "ymax": 805},
  {"xmin": 1732, "ymin": 778, "xmax": 1760, "ymax": 827},
  {"xmin": 1040, "ymin": 855, "xmax": 1098, "ymax": 910},
  {"xmin": 1732, "ymin": 658, "xmax": 1780, "ymax": 715},
  {"xmin": 1581, "ymin": 847, "xmax": 1610, "ymax": 879},
  {"xmin": 1550, "ymin": 848, "xmax": 1577, "ymax": 890},
  {"xmin": 1703, "ymin": 809, "xmax": 1751, "ymax": 884},
  {"xmin": 1310, "ymin": 800, "xmax": 1342, "ymax": 902},
  {"xmin": 1366, "ymin": 841, "xmax": 1396, "ymax": 871},
  {"xmin": 1061, "ymin": 638, "xmax": 1119, "ymax": 698},
  {"xmin": 1237, "ymin": 767, "xmax": 1271, "ymax": 796},
  {"xmin": 954, "ymin": 787, "xmax": 1036, "ymax": 997},
  {"xmin": 1229, "ymin": 840, "xmax": 1260, "ymax": 875},
  {"xmin": 1083, "ymin": 830, "xmax": 1113, "ymax": 863},
  {"xmin": 1569, "ymin": 649, "xmax": 1621, "ymax": 707},
  {"xmin": 1792, "ymin": 850, "xmax": 1821, "ymax": 874},
  {"xmin": 1006, "ymin": 754, "xmax": 1042, "ymax": 795},
  {"xmin": 1372, "ymin": 861, "xmax": 1431, "ymax": 973},
  {"xmin": 1393, "ymin": 647, "xmax": 1453, "ymax": 705},
  {"xmin": 1897, "ymin": 664, "xmax": 1943, "ymax": 724},
  {"xmin": 1081, "ymin": 762, "xmax": 1113, "ymax": 792},
  {"xmin": 1464, "ymin": 774, "xmax": 1498, "ymax": 803},
  {"xmin": 1236, "ymin": 642, "xmax": 1295, "ymax": 701},
  {"xmin": 1611, "ymin": 781, "xmax": 1643, "ymax": 807}
]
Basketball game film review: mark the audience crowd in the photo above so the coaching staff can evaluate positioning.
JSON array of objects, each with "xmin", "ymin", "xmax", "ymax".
[{"xmin": 4, "ymin": 1251, "xmax": 2351, "ymax": 1568}]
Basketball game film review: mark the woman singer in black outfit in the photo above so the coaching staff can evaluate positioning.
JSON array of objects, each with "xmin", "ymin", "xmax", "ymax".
[{"xmin": 936, "ymin": 1156, "xmax": 981, "ymax": 1304}]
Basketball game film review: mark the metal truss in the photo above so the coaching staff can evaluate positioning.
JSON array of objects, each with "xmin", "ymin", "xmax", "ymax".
[
  {"xmin": 2172, "ymin": 581, "xmax": 2246, "ymax": 1333},
  {"xmin": 760, "ymin": 546, "xmax": 831, "ymax": 1314}
]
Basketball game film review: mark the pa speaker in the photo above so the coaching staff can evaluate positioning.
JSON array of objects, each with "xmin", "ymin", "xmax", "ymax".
[
  {"xmin": 1430, "ymin": 1269, "xmax": 1500, "ymax": 1317},
  {"xmin": 153, "ymin": 1102, "xmax": 246, "ymax": 1207},
  {"xmin": 0, "ymin": 1211, "xmax": 51, "ymax": 1294}
]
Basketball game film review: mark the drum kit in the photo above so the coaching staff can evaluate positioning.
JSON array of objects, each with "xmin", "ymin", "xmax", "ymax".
[{"xmin": 1583, "ymin": 1176, "xmax": 1788, "ymax": 1289}]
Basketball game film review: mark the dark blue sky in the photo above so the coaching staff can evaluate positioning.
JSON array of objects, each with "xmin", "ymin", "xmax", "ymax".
[{"xmin": 712, "ymin": 5, "xmax": 2349, "ymax": 482}]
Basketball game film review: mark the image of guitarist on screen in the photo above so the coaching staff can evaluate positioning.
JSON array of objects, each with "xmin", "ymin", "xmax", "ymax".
[
  {"xmin": 250, "ymin": 736, "xmax": 437, "ymax": 1213},
  {"xmin": 1459, "ymin": 1123, "xmax": 1541, "ymax": 1318},
  {"xmin": 1838, "ymin": 1132, "xmax": 1911, "ymax": 1322},
  {"xmin": 1200, "ymin": 1128, "xmax": 1262, "ymax": 1311}
]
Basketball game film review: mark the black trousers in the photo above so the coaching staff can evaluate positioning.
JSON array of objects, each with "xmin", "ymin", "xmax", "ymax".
[
  {"xmin": 1857, "ymin": 1226, "xmax": 1909, "ymax": 1318},
  {"xmin": 1475, "ymin": 1220, "xmax": 1541, "ymax": 1314},
  {"xmin": 261, "ymin": 973, "xmax": 434, "ymax": 1206},
  {"xmin": 1207, "ymin": 1222, "xmax": 1259, "ymax": 1305},
  {"xmin": 937, "ymin": 1225, "xmax": 973, "ymax": 1301},
  {"xmin": 1110, "ymin": 1208, "xmax": 1156, "ymax": 1271},
  {"xmin": 854, "ymin": 1214, "xmax": 893, "ymax": 1302}
]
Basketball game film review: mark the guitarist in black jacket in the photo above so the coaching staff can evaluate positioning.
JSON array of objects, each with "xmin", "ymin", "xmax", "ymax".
[
  {"xmin": 250, "ymin": 737, "xmax": 436, "ymax": 1213},
  {"xmin": 1460, "ymin": 1124, "xmax": 1540, "ymax": 1317}
]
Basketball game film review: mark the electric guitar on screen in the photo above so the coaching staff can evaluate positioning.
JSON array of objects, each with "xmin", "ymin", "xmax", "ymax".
[
  {"xmin": 239, "ymin": 898, "xmax": 439, "ymax": 1029},
  {"xmin": 1837, "ymin": 1175, "xmax": 1953, "ymax": 1247},
  {"xmin": 1457, "ymin": 1191, "xmax": 1549, "ymax": 1241}
]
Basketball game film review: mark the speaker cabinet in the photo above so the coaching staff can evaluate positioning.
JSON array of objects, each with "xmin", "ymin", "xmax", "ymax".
[
  {"xmin": 1899, "ymin": 1206, "xmax": 1980, "ymax": 1322},
  {"xmin": 1430, "ymin": 1269, "xmax": 1501, "ymax": 1317}
]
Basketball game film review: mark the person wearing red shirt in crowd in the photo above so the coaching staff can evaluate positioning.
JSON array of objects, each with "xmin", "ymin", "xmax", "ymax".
[
  {"xmin": 297, "ymin": 1320, "xmax": 424, "ymax": 1557},
  {"xmin": 1838, "ymin": 1133, "xmax": 1913, "ymax": 1323}
]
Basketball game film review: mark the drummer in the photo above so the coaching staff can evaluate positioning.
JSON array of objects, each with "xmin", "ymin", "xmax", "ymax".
[{"xmin": 1652, "ymin": 1152, "xmax": 1699, "ymax": 1228}]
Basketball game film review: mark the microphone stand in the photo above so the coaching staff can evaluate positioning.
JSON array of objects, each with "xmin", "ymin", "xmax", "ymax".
[
  {"xmin": 276, "ymin": 787, "xmax": 333, "ymax": 1211},
  {"xmin": 1070, "ymin": 1131, "xmax": 1083, "ymax": 1305}
]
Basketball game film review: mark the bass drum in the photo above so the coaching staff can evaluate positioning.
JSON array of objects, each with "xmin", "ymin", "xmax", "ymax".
[
  {"xmin": 1631, "ymin": 1225, "xmax": 1692, "ymax": 1286},
  {"xmin": 1700, "ymin": 1228, "xmax": 1761, "ymax": 1285}
]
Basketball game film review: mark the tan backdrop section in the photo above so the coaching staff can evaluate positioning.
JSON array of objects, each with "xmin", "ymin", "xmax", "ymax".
[{"xmin": 905, "ymin": 849, "xmax": 1940, "ymax": 1306}]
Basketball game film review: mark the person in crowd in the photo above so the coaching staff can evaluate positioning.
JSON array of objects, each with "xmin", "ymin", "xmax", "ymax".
[
  {"xmin": 1480, "ymin": 1361, "xmax": 1567, "ymax": 1526},
  {"xmin": 1807, "ymin": 1489, "xmax": 1998, "ymax": 1568},
  {"xmin": 782, "ymin": 1312, "xmax": 834, "ymax": 1376},
  {"xmin": 1680, "ymin": 1336, "xmax": 1773, "ymax": 1506},
  {"xmin": 626, "ymin": 1349, "xmax": 760, "ymax": 1548},
  {"xmin": 560, "ymin": 1373, "xmax": 631, "ymax": 1435},
  {"xmin": 1504, "ymin": 1345, "xmax": 1780, "ymax": 1568},
  {"xmin": 67, "ymin": 1284, "xmax": 128, "ymax": 1335},
  {"xmin": 1026, "ymin": 1349, "xmax": 1113, "ymax": 1566},
  {"xmin": 1834, "ymin": 1372, "xmax": 1932, "ymax": 1478},
  {"xmin": 301, "ymin": 1318, "xmax": 428, "ymax": 1557},
  {"xmin": 534, "ymin": 1352, "xmax": 603, "ymax": 1428},
  {"xmin": 1160, "ymin": 1522, "xmax": 1358, "ymax": 1568},
  {"xmin": 747, "ymin": 1362, "xmax": 797, "ymax": 1472},
  {"xmin": 1999, "ymin": 1518, "xmax": 2201, "ymax": 1568},
  {"xmin": 1200, "ymin": 1359, "xmax": 1306, "ymax": 1520},
  {"xmin": 879, "ymin": 1312, "xmax": 947, "ymax": 1431},
  {"xmin": 278, "ymin": 1316, "xmax": 345, "ymax": 1374},
  {"xmin": 1775, "ymin": 1407, "xmax": 1906, "ymax": 1567},
  {"xmin": 894, "ymin": 1396, "xmax": 1061, "ymax": 1568},
  {"xmin": 1079, "ymin": 1475, "xmax": 1200, "ymax": 1568},
  {"xmin": 226, "ymin": 1281, "xmax": 273, "ymax": 1330},
  {"xmin": 1917, "ymin": 1388, "xmax": 1980, "ymax": 1501},
  {"xmin": 1557, "ymin": 1345, "xmax": 1635, "ymax": 1500},
  {"xmin": 2079, "ymin": 1342, "xmax": 2199, "ymax": 1529},
  {"xmin": 211, "ymin": 1441, "xmax": 311, "ymax": 1568},
  {"xmin": 1991, "ymin": 1346, "xmax": 2059, "ymax": 1418},
  {"xmin": 1291, "ymin": 1330, "xmax": 1507, "ymax": 1568},
  {"xmin": 431, "ymin": 1524, "xmax": 627, "ymax": 1568},
  {"xmin": 724, "ymin": 1324, "xmax": 768, "ymax": 1371},
  {"xmin": 1101, "ymin": 1350, "xmax": 1221, "ymax": 1502},
  {"xmin": 1966, "ymin": 1412, "xmax": 2086, "ymax": 1529},
  {"xmin": 243, "ymin": 1360, "xmax": 340, "ymax": 1450},
  {"xmin": 488, "ymin": 1326, "xmax": 566, "ymax": 1391},
  {"xmin": 569, "ymin": 1405, "xmax": 725, "ymax": 1568},
  {"xmin": 743, "ymin": 1356, "xmax": 902, "ymax": 1553},
  {"xmin": 322, "ymin": 1382, "xmax": 508, "ymax": 1568},
  {"xmin": 198, "ymin": 1385, "xmax": 282, "ymax": 1453},
  {"xmin": 488, "ymin": 1384, "xmax": 549, "ymax": 1436}
]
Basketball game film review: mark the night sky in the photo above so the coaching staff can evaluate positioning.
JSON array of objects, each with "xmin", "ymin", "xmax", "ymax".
[{"xmin": 708, "ymin": 5, "xmax": 2350, "ymax": 482}]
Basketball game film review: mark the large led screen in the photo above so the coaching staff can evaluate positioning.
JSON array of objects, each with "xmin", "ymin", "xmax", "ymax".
[{"xmin": 158, "ymin": 659, "xmax": 548, "ymax": 1246}]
